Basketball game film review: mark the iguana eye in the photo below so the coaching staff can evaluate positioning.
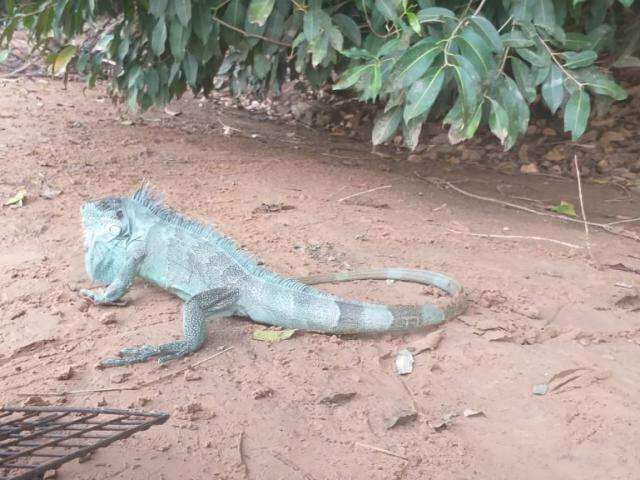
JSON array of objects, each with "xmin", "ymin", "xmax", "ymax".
[{"xmin": 115, "ymin": 210, "xmax": 124, "ymax": 220}]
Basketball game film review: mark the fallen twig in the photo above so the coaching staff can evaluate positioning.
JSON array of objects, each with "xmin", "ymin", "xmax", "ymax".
[
  {"xmin": 237, "ymin": 431, "xmax": 248, "ymax": 476},
  {"xmin": 415, "ymin": 173, "xmax": 640, "ymax": 242},
  {"xmin": 355, "ymin": 442, "xmax": 408, "ymax": 461},
  {"xmin": 574, "ymin": 156, "xmax": 599, "ymax": 267},
  {"xmin": 338, "ymin": 185, "xmax": 391, "ymax": 203},
  {"xmin": 447, "ymin": 229, "xmax": 583, "ymax": 249},
  {"xmin": 17, "ymin": 347, "xmax": 233, "ymax": 397}
]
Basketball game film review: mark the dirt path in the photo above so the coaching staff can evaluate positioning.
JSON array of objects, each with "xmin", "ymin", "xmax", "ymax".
[{"xmin": 1, "ymin": 77, "xmax": 639, "ymax": 480}]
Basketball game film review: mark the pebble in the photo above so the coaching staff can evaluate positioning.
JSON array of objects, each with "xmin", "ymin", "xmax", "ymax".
[
  {"xmin": 100, "ymin": 312, "xmax": 118, "ymax": 325},
  {"xmin": 56, "ymin": 366, "xmax": 74, "ymax": 381},
  {"xmin": 520, "ymin": 163, "xmax": 539, "ymax": 174}
]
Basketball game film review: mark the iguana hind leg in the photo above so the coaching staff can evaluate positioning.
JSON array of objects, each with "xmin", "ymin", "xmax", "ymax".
[{"xmin": 99, "ymin": 287, "xmax": 239, "ymax": 368}]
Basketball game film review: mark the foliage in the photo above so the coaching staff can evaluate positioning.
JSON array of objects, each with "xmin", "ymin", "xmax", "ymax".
[{"xmin": 0, "ymin": 0, "xmax": 636, "ymax": 149}]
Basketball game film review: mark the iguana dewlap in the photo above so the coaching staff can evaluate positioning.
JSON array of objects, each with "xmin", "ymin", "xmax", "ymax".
[{"xmin": 80, "ymin": 185, "xmax": 467, "ymax": 367}]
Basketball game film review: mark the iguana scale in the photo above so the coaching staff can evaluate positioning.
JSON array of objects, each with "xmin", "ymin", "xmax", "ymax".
[{"xmin": 80, "ymin": 185, "xmax": 467, "ymax": 367}]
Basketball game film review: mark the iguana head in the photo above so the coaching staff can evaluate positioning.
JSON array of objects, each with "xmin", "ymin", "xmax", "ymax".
[{"xmin": 81, "ymin": 196, "xmax": 131, "ymax": 284}]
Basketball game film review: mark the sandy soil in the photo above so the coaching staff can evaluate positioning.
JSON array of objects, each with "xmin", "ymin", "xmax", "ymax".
[{"xmin": 1, "ymin": 76, "xmax": 640, "ymax": 480}]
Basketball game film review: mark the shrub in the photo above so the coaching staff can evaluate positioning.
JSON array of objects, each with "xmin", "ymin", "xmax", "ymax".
[{"xmin": 0, "ymin": 0, "xmax": 636, "ymax": 149}]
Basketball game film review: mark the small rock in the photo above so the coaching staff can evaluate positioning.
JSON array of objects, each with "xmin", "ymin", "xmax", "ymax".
[
  {"xmin": 78, "ymin": 452, "xmax": 93, "ymax": 464},
  {"xmin": 463, "ymin": 408, "xmax": 484, "ymax": 418},
  {"xmin": 184, "ymin": 371, "xmax": 202, "ymax": 382},
  {"xmin": 97, "ymin": 397, "xmax": 107, "ymax": 407},
  {"xmin": 542, "ymin": 128, "xmax": 557, "ymax": 137},
  {"xmin": 137, "ymin": 397, "xmax": 151, "ymax": 407},
  {"xmin": 595, "ymin": 159, "xmax": 611, "ymax": 174},
  {"xmin": 253, "ymin": 387, "xmax": 274, "ymax": 399},
  {"xmin": 395, "ymin": 349, "xmax": 414, "ymax": 375},
  {"xmin": 100, "ymin": 312, "xmax": 118, "ymax": 325},
  {"xmin": 43, "ymin": 470, "xmax": 57, "ymax": 480},
  {"xmin": 174, "ymin": 401, "xmax": 213, "ymax": 421},
  {"xmin": 110, "ymin": 373, "xmax": 130, "ymax": 384},
  {"xmin": 23, "ymin": 396, "xmax": 50, "ymax": 407},
  {"xmin": 56, "ymin": 366, "xmax": 74, "ymax": 381},
  {"xmin": 318, "ymin": 391, "xmax": 356, "ymax": 405},
  {"xmin": 520, "ymin": 163, "xmax": 539, "ymax": 174},
  {"xmin": 484, "ymin": 330, "xmax": 512, "ymax": 342},
  {"xmin": 384, "ymin": 408, "xmax": 418, "ymax": 429},
  {"xmin": 532, "ymin": 383, "xmax": 548, "ymax": 395},
  {"xmin": 407, "ymin": 154, "xmax": 423, "ymax": 163}
]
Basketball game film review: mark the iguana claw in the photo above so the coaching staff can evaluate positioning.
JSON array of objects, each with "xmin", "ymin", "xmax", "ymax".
[{"xmin": 79, "ymin": 288, "xmax": 128, "ymax": 306}]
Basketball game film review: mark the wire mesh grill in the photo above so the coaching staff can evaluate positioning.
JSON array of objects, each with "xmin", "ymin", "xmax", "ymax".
[{"xmin": 0, "ymin": 406, "xmax": 169, "ymax": 480}]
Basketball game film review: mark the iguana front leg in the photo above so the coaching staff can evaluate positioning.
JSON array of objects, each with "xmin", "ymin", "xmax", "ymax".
[
  {"xmin": 99, "ymin": 287, "xmax": 239, "ymax": 367},
  {"xmin": 80, "ymin": 249, "xmax": 146, "ymax": 305}
]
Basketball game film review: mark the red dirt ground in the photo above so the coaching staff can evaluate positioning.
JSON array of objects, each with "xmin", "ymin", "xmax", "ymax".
[{"xmin": 1, "ymin": 77, "xmax": 639, "ymax": 480}]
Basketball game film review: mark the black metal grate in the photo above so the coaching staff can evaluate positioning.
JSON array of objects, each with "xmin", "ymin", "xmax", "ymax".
[{"xmin": 0, "ymin": 406, "xmax": 169, "ymax": 480}]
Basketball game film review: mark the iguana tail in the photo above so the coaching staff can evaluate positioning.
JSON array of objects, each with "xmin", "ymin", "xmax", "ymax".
[{"xmin": 296, "ymin": 268, "xmax": 467, "ymax": 333}]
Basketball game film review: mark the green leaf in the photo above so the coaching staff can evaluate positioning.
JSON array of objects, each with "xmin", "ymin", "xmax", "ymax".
[
  {"xmin": 575, "ymin": 69, "xmax": 628, "ymax": 101},
  {"xmin": 182, "ymin": 52, "xmax": 198, "ymax": 86},
  {"xmin": 541, "ymin": 65, "xmax": 564, "ymax": 114},
  {"xmin": 561, "ymin": 50, "xmax": 597, "ymax": 69},
  {"xmin": 404, "ymin": 66, "xmax": 444, "ymax": 122},
  {"xmin": 52, "ymin": 45, "xmax": 77, "ymax": 75},
  {"xmin": 563, "ymin": 89, "xmax": 590, "ymax": 141},
  {"xmin": 174, "ymin": 0, "xmax": 192, "ymax": 27},
  {"xmin": 375, "ymin": 0, "xmax": 402, "ymax": 22},
  {"xmin": 550, "ymin": 201, "xmax": 577, "ymax": 217},
  {"xmin": 511, "ymin": 57, "xmax": 536, "ymax": 104},
  {"xmin": 149, "ymin": 0, "xmax": 169, "ymax": 17},
  {"xmin": 451, "ymin": 56, "xmax": 480, "ymax": 121},
  {"xmin": 456, "ymin": 28, "xmax": 496, "ymax": 77},
  {"xmin": 0, "ymin": 49, "xmax": 9, "ymax": 64},
  {"xmin": 248, "ymin": 0, "xmax": 275, "ymax": 26},
  {"xmin": 151, "ymin": 17, "xmax": 167, "ymax": 56},
  {"xmin": 563, "ymin": 32, "xmax": 591, "ymax": 51},
  {"xmin": 372, "ymin": 107, "xmax": 402, "ymax": 145},
  {"xmin": 501, "ymin": 30, "xmax": 535, "ymax": 48},
  {"xmin": 496, "ymin": 75, "xmax": 530, "ymax": 150},
  {"xmin": 406, "ymin": 12, "xmax": 421, "ymax": 35},
  {"xmin": 311, "ymin": 34, "xmax": 329, "ymax": 67},
  {"xmin": 533, "ymin": 0, "xmax": 555, "ymax": 28},
  {"xmin": 487, "ymin": 98, "xmax": 509, "ymax": 146},
  {"xmin": 586, "ymin": 24, "xmax": 613, "ymax": 53},
  {"xmin": 170, "ymin": 20, "xmax": 188, "ymax": 59},
  {"xmin": 362, "ymin": 64, "xmax": 382, "ymax": 101},
  {"xmin": 416, "ymin": 7, "xmax": 456, "ymax": 23},
  {"xmin": 469, "ymin": 15, "xmax": 503, "ymax": 52},
  {"xmin": 334, "ymin": 65, "xmax": 370, "ymax": 90},
  {"xmin": 516, "ymin": 47, "xmax": 549, "ymax": 67},
  {"xmin": 252, "ymin": 328, "xmax": 296, "ymax": 342},
  {"xmin": 386, "ymin": 37, "xmax": 441, "ymax": 91},
  {"xmin": 327, "ymin": 27, "xmax": 343, "ymax": 51},
  {"xmin": 332, "ymin": 14, "xmax": 361, "ymax": 46},
  {"xmin": 403, "ymin": 116, "xmax": 423, "ymax": 150},
  {"xmin": 304, "ymin": 8, "xmax": 331, "ymax": 41},
  {"xmin": 222, "ymin": 0, "xmax": 247, "ymax": 45},
  {"xmin": 193, "ymin": 3, "xmax": 213, "ymax": 43}
]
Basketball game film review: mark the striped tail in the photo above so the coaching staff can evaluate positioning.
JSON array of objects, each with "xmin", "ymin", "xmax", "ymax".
[{"xmin": 296, "ymin": 268, "xmax": 467, "ymax": 334}]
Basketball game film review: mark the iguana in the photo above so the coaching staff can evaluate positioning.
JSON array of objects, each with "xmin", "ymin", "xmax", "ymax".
[{"xmin": 80, "ymin": 185, "xmax": 467, "ymax": 368}]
